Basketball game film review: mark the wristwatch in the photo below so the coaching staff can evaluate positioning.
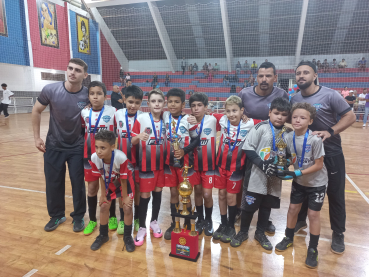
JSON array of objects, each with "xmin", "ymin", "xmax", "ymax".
[{"xmin": 327, "ymin": 127, "xmax": 334, "ymax": 136}]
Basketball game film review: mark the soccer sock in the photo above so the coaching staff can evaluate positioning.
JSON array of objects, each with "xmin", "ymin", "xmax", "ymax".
[
  {"xmin": 119, "ymin": 208, "xmax": 124, "ymax": 222},
  {"xmin": 109, "ymin": 199, "xmax": 116, "ymax": 218},
  {"xmin": 139, "ymin": 197, "xmax": 150, "ymax": 228},
  {"xmin": 171, "ymin": 203, "xmax": 178, "ymax": 224},
  {"xmin": 88, "ymin": 195, "xmax": 97, "ymax": 222},
  {"xmin": 256, "ymin": 206, "xmax": 271, "ymax": 233},
  {"xmin": 100, "ymin": 224, "xmax": 108, "ymax": 237},
  {"xmin": 228, "ymin": 205, "xmax": 237, "ymax": 229},
  {"xmin": 240, "ymin": 210, "xmax": 255, "ymax": 233},
  {"xmin": 134, "ymin": 205, "xmax": 139, "ymax": 220},
  {"xmin": 221, "ymin": 214, "xmax": 228, "ymax": 226},
  {"xmin": 124, "ymin": 224, "xmax": 133, "ymax": 238},
  {"xmin": 196, "ymin": 205, "xmax": 204, "ymax": 221},
  {"xmin": 286, "ymin": 227, "xmax": 295, "ymax": 239},
  {"xmin": 151, "ymin": 191, "xmax": 162, "ymax": 222},
  {"xmin": 308, "ymin": 234, "xmax": 320, "ymax": 250},
  {"xmin": 205, "ymin": 206, "xmax": 213, "ymax": 221}
]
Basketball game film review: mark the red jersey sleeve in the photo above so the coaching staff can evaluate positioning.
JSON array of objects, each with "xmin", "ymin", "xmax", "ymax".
[
  {"xmin": 89, "ymin": 161, "xmax": 101, "ymax": 177},
  {"xmin": 212, "ymin": 113, "xmax": 224, "ymax": 122},
  {"xmin": 119, "ymin": 160, "xmax": 128, "ymax": 180},
  {"xmin": 131, "ymin": 119, "xmax": 141, "ymax": 136},
  {"xmin": 251, "ymin": 119, "xmax": 262, "ymax": 125}
]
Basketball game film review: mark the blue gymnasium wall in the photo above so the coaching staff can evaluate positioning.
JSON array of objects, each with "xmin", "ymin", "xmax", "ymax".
[
  {"xmin": 0, "ymin": 0, "xmax": 29, "ymax": 66},
  {"xmin": 69, "ymin": 10, "xmax": 100, "ymax": 75}
]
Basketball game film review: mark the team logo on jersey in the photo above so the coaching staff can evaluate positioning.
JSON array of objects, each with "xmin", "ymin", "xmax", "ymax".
[
  {"xmin": 85, "ymin": 117, "xmax": 89, "ymax": 124},
  {"xmin": 148, "ymin": 139, "xmax": 163, "ymax": 145},
  {"xmin": 224, "ymin": 127, "xmax": 228, "ymax": 134},
  {"xmin": 77, "ymin": 101, "xmax": 87, "ymax": 109},
  {"xmin": 313, "ymin": 103, "xmax": 322, "ymax": 111},
  {"xmin": 259, "ymin": 147, "xmax": 271, "ymax": 160},
  {"xmin": 203, "ymin": 128, "xmax": 212, "ymax": 135},
  {"xmin": 179, "ymin": 126, "xmax": 187, "ymax": 134},
  {"xmin": 102, "ymin": 115, "xmax": 111, "ymax": 123},
  {"xmin": 246, "ymin": 195, "xmax": 256, "ymax": 205},
  {"xmin": 119, "ymin": 121, "xmax": 123, "ymax": 128},
  {"xmin": 240, "ymin": 130, "xmax": 248, "ymax": 137},
  {"xmin": 305, "ymin": 144, "xmax": 311, "ymax": 153},
  {"xmin": 145, "ymin": 127, "xmax": 152, "ymax": 134}
]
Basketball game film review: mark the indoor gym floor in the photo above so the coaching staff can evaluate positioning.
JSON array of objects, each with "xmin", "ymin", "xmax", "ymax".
[{"xmin": 0, "ymin": 113, "xmax": 368, "ymax": 277}]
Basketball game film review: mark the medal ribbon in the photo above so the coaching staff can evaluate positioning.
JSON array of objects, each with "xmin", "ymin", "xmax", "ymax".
[
  {"xmin": 103, "ymin": 150, "xmax": 115, "ymax": 191},
  {"xmin": 125, "ymin": 110, "xmax": 137, "ymax": 143},
  {"xmin": 227, "ymin": 120, "xmax": 241, "ymax": 152},
  {"xmin": 149, "ymin": 113, "xmax": 162, "ymax": 144},
  {"xmin": 293, "ymin": 130, "xmax": 309, "ymax": 168},
  {"xmin": 89, "ymin": 106, "xmax": 105, "ymax": 135},
  {"xmin": 169, "ymin": 114, "xmax": 182, "ymax": 143}
]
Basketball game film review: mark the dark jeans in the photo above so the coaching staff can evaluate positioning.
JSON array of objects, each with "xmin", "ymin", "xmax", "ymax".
[
  {"xmin": 0, "ymin": 103, "xmax": 9, "ymax": 116},
  {"xmin": 297, "ymin": 153, "xmax": 346, "ymax": 233},
  {"xmin": 44, "ymin": 148, "xmax": 86, "ymax": 221}
]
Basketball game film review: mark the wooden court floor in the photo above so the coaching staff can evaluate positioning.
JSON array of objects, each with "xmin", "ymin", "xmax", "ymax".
[{"xmin": 0, "ymin": 113, "xmax": 369, "ymax": 277}]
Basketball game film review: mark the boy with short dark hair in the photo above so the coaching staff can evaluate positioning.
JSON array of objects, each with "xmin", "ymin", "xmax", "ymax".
[
  {"xmin": 231, "ymin": 97, "xmax": 291, "ymax": 250},
  {"xmin": 89, "ymin": 130, "xmax": 135, "ymax": 252},
  {"xmin": 114, "ymin": 85, "xmax": 144, "ymax": 235},
  {"xmin": 81, "ymin": 81, "xmax": 117, "ymax": 236},
  {"xmin": 276, "ymin": 102, "xmax": 328, "ymax": 269}
]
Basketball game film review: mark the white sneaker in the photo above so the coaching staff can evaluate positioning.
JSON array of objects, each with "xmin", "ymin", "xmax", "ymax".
[
  {"xmin": 363, "ymin": 124, "xmax": 366, "ymax": 127},
  {"xmin": 150, "ymin": 220, "xmax": 163, "ymax": 238},
  {"xmin": 134, "ymin": 227, "xmax": 146, "ymax": 246}
]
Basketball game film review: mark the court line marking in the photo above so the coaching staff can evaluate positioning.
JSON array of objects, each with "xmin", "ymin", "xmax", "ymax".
[
  {"xmin": 55, "ymin": 245, "xmax": 71, "ymax": 255},
  {"xmin": 0, "ymin": 185, "xmax": 73, "ymax": 198},
  {"xmin": 346, "ymin": 174, "xmax": 369, "ymax": 205},
  {"xmin": 346, "ymin": 173, "xmax": 369, "ymax": 176},
  {"xmin": 23, "ymin": 269, "xmax": 38, "ymax": 277}
]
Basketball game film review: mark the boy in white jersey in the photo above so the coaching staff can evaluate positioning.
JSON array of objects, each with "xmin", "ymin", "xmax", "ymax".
[
  {"xmin": 276, "ymin": 103, "xmax": 328, "ymax": 269},
  {"xmin": 115, "ymin": 85, "xmax": 144, "ymax": 235},
  {"xmin": 89, "ymin": 130, "xmax": 135, "ymax": 252},
  {"xmin": 81, "ymin": 81, "xmax": 117, "ymax": 236}
]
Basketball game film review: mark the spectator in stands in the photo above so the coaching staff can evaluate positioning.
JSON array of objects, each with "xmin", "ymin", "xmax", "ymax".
[
  {"xmin": 236, "ymin": 61, "xmax": 242, "ymax": 74},
  {"xmin": 345, "ymin": 90, "xmax": 356, "ymax": 111},
  {"xmin": 213, "ymin": 63, "xmax": 220, "ymax": 71},
  {"xmin": 181, "ymin": 57, "xmax": 187, "ymax": 75},
  {"xmin": 119, "ymin": 67, "xmax": 124, "ymax": 86},
  {"xmin": 223, "ymin": 74, "xmax": 230, "ymax": 86},
  {"xmin": 124, "ymin": 73, "xmax": 130, "ymax": 86},
  {"xmin": 193, "ymin": 63, "xmax": 199, "ymax": 72},
  {"xmin": 322, "ymin": 59, "xmax": 329, "ymax": 72},
  {"xmin": 248, "ymin": 74, "xmax": 255, "ymax": 86},
  {"xmin": 211, "ymin": 97, "xmax": 223, "ymax": 112},
  {"xmin": 165, "ymin": 74, "xmax": 171, "ymax": 87},
  {"xmin": 359, "ymin": 57, "xmax": 366, "ymax": 71},
  {"xmin": 203, "ymin": 62, "xmax": 208, "ymax": 71},
  {"xmin": 312, "ymin": 59, "xmax": 317, "ymax": 66},
  {"xmin": 189, "ymin": 90, "xmax": 193, "ymax": 96},
  {"xmin": 230, "ymin": 85, "xmax": 236, "ymax": 94},
  {"xmin": 331, "ymin": 59, "xmax": 338, "ymax": 72},
  {"xmin": 357, "ymin": 88, "xmax": 367, "ymax": 121},
  {"xmin": 232, "ymin": 72, "xmax": 239, "ymax": 83},
  {"xmin": 208, "ymin": 63, "xmax": 213, "ymax": 72},
  {"xmin": 151, "ymin": 74, "xmax": 158, "ymax": 87},
  {"xmin": 338, "ymin": 58, "xmax": 347, "ymax": 73},
  {"xmin": 265, "ymin": 59, "xmax": 268, "ymax": 62},
  {"xmin": 111, "ymin": 85, "xmax": 125, "ymax": 110},
  {"xmin": 243, "ymin": 80, "xmax": 248, "ymax": 88},
  {"xmin": 243, "ymin": 60, "xmax": 250, "ymax": 73},
  {"xmin": 316, "ymin": 60, "xmax": 322, "ymax": 70},
  {"xmin": 208, "ymin": 72, "xmax": 213, "ymax": 83},
  {"xmin": 341, "ymin": 87, "xmax": 350, "ymax": 98},
  {"xmin": 189, "ymin": 64, "xmax": 194, "ymax": 75},
  {"xmin": 251, "ymin": 61, "xmax": 258, "ymax": 74}
]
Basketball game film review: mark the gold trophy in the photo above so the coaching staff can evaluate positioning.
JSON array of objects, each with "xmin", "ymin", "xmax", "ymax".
[
  {"xmin": 178, "ymin": 164, "xmax": 193, "ymax": 216},
  {"xmin": 171, "ymin": 120, "xmax": 181, "ymax": 167},
  {"xmin": 275, "ymin": 127, "xmax": 288, "ymax": 172}
]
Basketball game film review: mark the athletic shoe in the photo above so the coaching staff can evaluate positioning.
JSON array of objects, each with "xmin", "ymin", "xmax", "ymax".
[
  {"xmin": 220, "ymin": 226, "xmax": 236, "ymax": 243},
  {"xmin": 150, "ymin": 220, "xmax": 163, "ymax": 238},
  {"xmin": 203, "ymin": 219, "xmax": 214, "ymax": 236},
  {"xmin": 363, "ymin": 124, "xmax": 367, "ymax": 127},
  {"xmin": 265, "ymin": 220, "xmax": 276, "ymax": 234},
  {"xmin": 91, "ymin": 234, "xmax": 109, "ymax": 251},
  {"xmin": 134, "ymin": 218, "xmax": 139, "ymax": 232},
  {"xmin": 213, "ymin": 224, "xmax": 227, "ymax": 240},
  {"xmin": 123, "ymin": 235, "xmax": 136, "ymax": 252},
  {"xmin": 164, "ymin": 222, "xmax": 175, "ymax": 240},
  {"xmin": 331, "ymin": 231, "xmax": 345, "ymax": 254},
  {"xmin": 195, "ymin": 219, "xmax": 204, "ymax": 235},
  {"xmin": 117, "ymin": 220, "xmax": 125, "ymax": 235},
  {"xmin": 83, "ymin": 220, "xmax": 97, "ymax": 236},
  {"xmin": 73, "ymin": 219, "xmax": 85, "ymax": 232},
  {"xmin": 134, "ymin": 227, "xmax": 147, "ymax": 246},
  {"xmin": 4, "ymin": 115, "xmax": 9, "ymax": 118},
  {"xmin": 254, "ymin": 231, "xmax": 273, "ymax": 251},
  {"xmin": 275, "ymin": 237, "xmax": 294, "ymax": 252},
  {"xmin": 109, "ymin": 217, "xmax": 118, "ymax": 231},
  {"xmin": 44, "ymin": 216, "xmax": 66, "ymax": 232},
  {"xmin": 305, "ymin": 248, "xmax": 318, "ymax": 268},
  {"xmin": 294, "ymin": 221, "xmax": 308, "ymax": 234},
  {"xmin": 230, "ymin": 231, "xmax": 249, "ymax": 248}
]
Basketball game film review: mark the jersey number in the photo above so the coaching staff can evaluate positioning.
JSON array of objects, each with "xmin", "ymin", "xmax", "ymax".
[
  {"xmin": 209, "ymin": 177, "xmax": 212, "ymax": 184},
  {"xmin": 315, "ymin": 192, "xmax": 325, "ymax": 203},
  {"xmin": 232, "ymin": 182, "xmax": 237, "ymax": 189}
]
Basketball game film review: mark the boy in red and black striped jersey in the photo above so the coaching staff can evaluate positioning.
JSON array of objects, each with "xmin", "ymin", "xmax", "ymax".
[
  {"xmin": 114, "ymin": 85, "xmax": 144, "ymax": 235},
  {"xmin": 81, "ymin": 81, "xmax": 117, "ymax": 236},
  {"xmin": 131, "ymin": 89, "xmax": 166, "ymax": 246}
]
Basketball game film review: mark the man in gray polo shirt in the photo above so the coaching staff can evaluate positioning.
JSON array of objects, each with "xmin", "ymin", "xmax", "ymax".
[
  {"xmin": 238, "ymin": 62, "xmax": 289, "ymax": 233},
  {"xmin": 291, "ymin": 61, "xmax": 355, "ymax": 254},
  {"xmin": 32, "ymin": 58, "xmax": 89, "ymax": 232}
]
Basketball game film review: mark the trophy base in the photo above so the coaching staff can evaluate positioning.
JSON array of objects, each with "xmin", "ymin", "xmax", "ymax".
[
  {"xmin": 169, "ymin": 252, "xmax": 200, "ymax": 263},
  {"xmin": 169, "ymin": 229, "xmax": 200, "ymax": 262}
]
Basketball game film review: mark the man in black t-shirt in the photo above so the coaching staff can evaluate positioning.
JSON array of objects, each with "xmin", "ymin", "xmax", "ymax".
[
  {"xmin": 111, "ymin": 85, "xmax": 124, "ymax": 110},
  {"xmin": 345, "ymin": 91, "xmax": 356, "ymax": 110}
]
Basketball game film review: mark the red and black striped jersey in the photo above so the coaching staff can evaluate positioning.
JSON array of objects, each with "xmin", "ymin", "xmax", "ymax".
[
  {"xmin": 214, "ymin": 113, "xmax": 261, "ymax": 171},
  {"xmin": 189, "ymin": 115, "xmax": 218, "ymax": 171},
  {"xmin": 163, "ymin": 111, "xmax": 193, "ymax": 167},
  {"xmin": 81, "ymin": 105, "xmax": 116, "ymax": 160},
  {"xmin": 131, "ymin": 113, "xmax": 166, "ymax": 172},
  {"xmin": 114, "ymin": 109, "xmax": 144, "ymax": 165}
]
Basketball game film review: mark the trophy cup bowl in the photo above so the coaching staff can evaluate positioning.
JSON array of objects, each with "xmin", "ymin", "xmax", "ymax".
[
  {"xmin": 178, "ymin": 179, "xmax": 192, "ymax": 215},
  {"xmin": 276, "ymin": 139, "xmax": 287, "ymax": 172}
]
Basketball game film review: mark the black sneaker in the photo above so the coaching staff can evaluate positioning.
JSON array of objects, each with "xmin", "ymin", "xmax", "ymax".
[
  {"xmin": 164, "ymin": 222, "xmax": 175, "ymax": 240},
  {"xmin": 331, "ymin": 231, "xmax": 345, "ymax": 254},
  {"xmin": 254, "ymin": 231, "xmax": 273, "ymax": 251},
  {"xmin": 91, "ymin": 234, "xmax": 109, "ymax": 251},
  {"xmin": 195, "ymin": 219, "xmax": 204, "ymax": 235},
  {"xmin": 44, "ymin": 217, "xmax": 66, "ymax": 232},
  {"xmin": 220, "ymin": 226, "xmax": 236, "ymax": 243},
  {"xmin": 275, "ymin": 237, "xmax": 294, "ymax": 252},
  {"xmin": 213, "ymin": 224, "xmax": 227, "ymax": 240},
  {"xmin": 73, "ymin": 219, "xmax": 85, "ymax": 232},
  {"xmin": 203, "ymin": 219, "xmax": 214, "ymax": 236},
  {"xmin": 294, "ymin": 221, "xmax": 307, "ymax": 234},
  {"xmin": 123, "ymin": 236, "xmax": 136, "ymax": 252},
  {"xmin": 230, "ymin": 230, "xmax": 249, "ymax": 247},
  {"xmin": 305, "ymin": 248, "xmax": 318, "ymax": 268},
  {"xmin": 265, "ymin": 220, "xmax": 276, "ymax": 234}
]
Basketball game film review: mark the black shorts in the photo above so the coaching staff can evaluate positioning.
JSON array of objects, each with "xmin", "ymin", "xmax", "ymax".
[
  {"xmin": 243, "ymin": 191, "xmax": 280, "ymax": 212},
  {"xmin": 291, "ymin": 181, "xmax": 326, "ymax": 211}
]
